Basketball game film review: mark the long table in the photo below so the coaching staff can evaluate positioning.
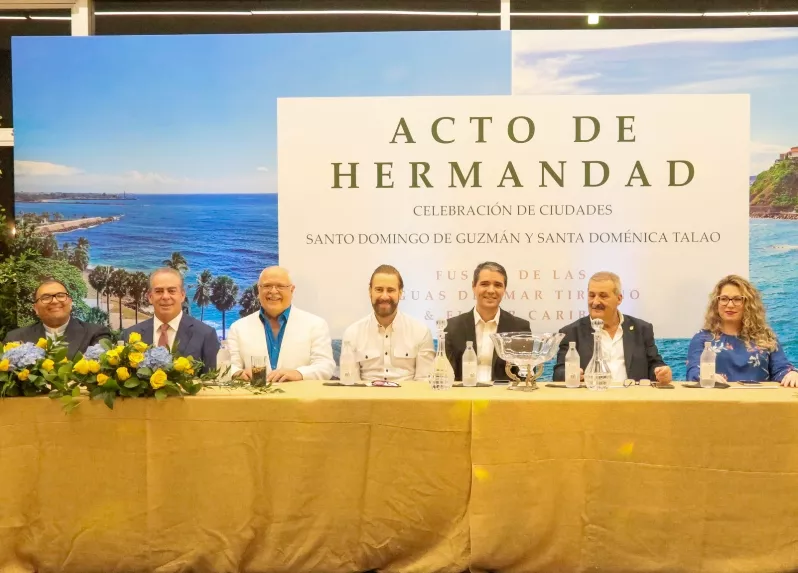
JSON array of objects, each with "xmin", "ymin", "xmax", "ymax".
[{"xmin": 1, "ymin": 382, "xmax": 797, "ymax": 573}]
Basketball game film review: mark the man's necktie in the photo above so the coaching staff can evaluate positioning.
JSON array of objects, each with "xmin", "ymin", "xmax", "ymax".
[{"xmin": 158, "ymin": 323, "xmax": 170, "ymax": 349}]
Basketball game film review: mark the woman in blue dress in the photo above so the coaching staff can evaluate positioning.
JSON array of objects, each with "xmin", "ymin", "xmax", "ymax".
[{"xmin": 686, "ymin": 275, "xmax": 797, "ymax": 385}]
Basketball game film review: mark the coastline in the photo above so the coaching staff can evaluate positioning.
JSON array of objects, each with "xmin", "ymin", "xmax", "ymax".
[
  {"xmin": 35, "ymin": 215, "xmax": 122, "ymax": 235},
  {"xmin": 750, "ymin": 213, "xmax": 798, "ymax": 220}
]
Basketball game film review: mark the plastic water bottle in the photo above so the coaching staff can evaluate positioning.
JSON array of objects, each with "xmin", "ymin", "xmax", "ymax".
[
  {"xmin": 700, "ymin": 341, "xmax": 716, "ymax": 388},
  {"xmin": 340, "ymin": 340, "xmax": 359, "ymax": 385},
  {"xmin": 564, "ymin": 341, "xmax": 581, "ymax": 388},
  {"xmin": 462, "ymin": 341, "xmax": 478, "ymax": 386}
]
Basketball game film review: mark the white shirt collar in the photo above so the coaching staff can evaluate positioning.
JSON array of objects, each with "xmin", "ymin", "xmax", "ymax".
[
  {"xmin": 44, "ymin": 318, "xmax": 69, "ymax": 337},
  {"xmin": 370, "ymin": 309, "xmax": 402, "ymax": 332},
  {"xmin": 473, "ymin": 307, "xmax": 500, "ymax": 326},
  {"xmin": 154, "ymin": 311, "xmax": 183, "ymax": 333}
]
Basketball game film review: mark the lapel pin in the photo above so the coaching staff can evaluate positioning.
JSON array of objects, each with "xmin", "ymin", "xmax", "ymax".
[{"xmin": 629, "ymin": 325, "xmax": 634, "ymax": 331}]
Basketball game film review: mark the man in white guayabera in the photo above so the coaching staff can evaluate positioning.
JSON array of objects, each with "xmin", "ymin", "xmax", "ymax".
[
  {"xmin": 227, "ymin": 266, "xmax": 334, "ymax": 382},
  {"xmin": 341, "ymin": 264, "xmax": 434, "ymax": 382},
  {"xmin": 553, "ymin": 271, "xmax": 672, "ymax": 384}
]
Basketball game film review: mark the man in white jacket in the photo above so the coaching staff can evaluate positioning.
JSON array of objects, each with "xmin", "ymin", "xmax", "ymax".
[{"xmin": 227, "ymin": 266, "xmax": 335, "ymax": 382}]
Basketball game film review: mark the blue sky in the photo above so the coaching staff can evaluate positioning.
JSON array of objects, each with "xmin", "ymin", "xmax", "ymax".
[
  {"xmin": 13, "ymin": 31, "xmax": 510, "ymax": 194},
  {"xmin": 512, "ymin": 28, "xmax": 798, "ymax": 174}
]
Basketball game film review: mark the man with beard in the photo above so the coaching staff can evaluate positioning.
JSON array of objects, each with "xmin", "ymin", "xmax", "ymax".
[
  {"xmin": 228, "ymin": 266, "xmax": 335, "ymax": 382},
  {"xmin": 445, "ymin": 261, "xmax": 531, "ymax": 382},
  {"xmin": 341, "ymin": 264, "xmax": 434, "ymax": 382},
  {"xmin": 553, "ymin": 271, "xmax": 672, "ymax": 384}
]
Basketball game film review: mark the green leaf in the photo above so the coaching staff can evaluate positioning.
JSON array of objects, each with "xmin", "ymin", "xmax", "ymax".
[
  {"xmin": 27, "ymin": 374, "xmax": 39, "ymax": 383},
  {"xmin": 137, "ymin": 367, "xmax": 152, "ymax": 378},
  {"xmin": 51, "ymin": 347, "xmax": 67, "ymax": 363},
  {"xmin": 71, "ymin": 387, "xmax": 81, "ymax": 397},
  {"xmin": 59, "ymin": 395, "xmax": 73, "ymax": 405},
  {"xmin": 73, "ymin": 351, "xmax": 85, "ymax": 362},
  {"xmin": 58, "ymin": 364, "xmax": 72, "ymax": 377},
  {"xmin": 103, "ymin": 392, "xmax": 115, "ymax": 410},
  {"xmin": 124, "ymin": 378, "xmax": 139, "ymax": 389},
  {"xmin": 155, "ymin": 388, "xmax": 167, "ymax": 401},
  {"xmin": 100, "ymin": 338, "xmax": 113, "ymax": 351}
]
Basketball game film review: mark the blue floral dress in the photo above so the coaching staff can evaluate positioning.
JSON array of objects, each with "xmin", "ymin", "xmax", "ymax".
[{"xmin": 686, "ymin": 330, "xmax": 795, "ymax": 382}]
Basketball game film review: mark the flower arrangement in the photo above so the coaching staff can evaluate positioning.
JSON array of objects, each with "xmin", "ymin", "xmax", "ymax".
[
  {"xmin": 0, "ymin": 337, "xmax": 67, "ymax": 397},
  {"xmin": 54, "ymin": 332, "xmax": 213, "ymax": 410}
]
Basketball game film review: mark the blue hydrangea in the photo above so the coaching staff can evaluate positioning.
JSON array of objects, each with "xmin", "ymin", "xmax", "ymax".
[
  {"xmin": 83, "ymin": 344, "xmax": 105, "ymax": 361},
  {"xmin": 140, "ymin": 346, "xmax": 173, "ymax": 370},
  {"xmin": 3, "ymin": 343, "xmax": 45, "ymax": 369}
]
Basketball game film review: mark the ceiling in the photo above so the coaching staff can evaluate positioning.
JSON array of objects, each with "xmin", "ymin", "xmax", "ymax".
[{"xmin": 0, "ymin": 0, "xmax": 796, "ymax": 49}]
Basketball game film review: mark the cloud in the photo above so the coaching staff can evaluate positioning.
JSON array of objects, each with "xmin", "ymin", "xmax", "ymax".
[
  {"xmin": 15, "ymin": 160, "xmax": 83, "ymax": 176},
  {"xmin": 14, "ymin": 158, "xmax": 276, "ymax": 194},
  {"xmin": 513, "ymin": 54, "xmax": 600, "ymax": 95},
  {"xmin": 657, "ymin": 75, "xmax": 771, "ymax": 94},
  {"xmin": 511, "ymin": 28, "xmax": 798, "ymax": 56},
  {"xmin": 751, "ymin": 140, "xmax": 793, "ymax": 174}
]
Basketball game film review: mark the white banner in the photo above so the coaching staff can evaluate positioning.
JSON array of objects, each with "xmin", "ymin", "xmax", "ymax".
[{"xmin": 278, "ymin": 95, "xmax": 749, "ymax": 338}]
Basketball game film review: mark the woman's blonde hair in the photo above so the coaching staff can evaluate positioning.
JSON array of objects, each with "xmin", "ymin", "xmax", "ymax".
[{"xmin": 703, "ymin": 274, "xmax": 777, "ymax": 351}]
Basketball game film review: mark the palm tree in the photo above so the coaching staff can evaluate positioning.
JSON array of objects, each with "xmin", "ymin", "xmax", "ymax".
[
  {"xmin": 88, "ymin": 265, "xmax": 111, "ymax": 309},
  {"xmin": 162, "ymin": 252, "xmax": 189, "ymax": 274},
  {"xmin": 210, "ymin": 276, "xmax": 239, "ymax": 338},
  {"xmin": 193, "ymin": 269, "xmax": 213, "ymax": 321},
  {"xmin": 128, "ymin": 271, "xmax": 149, "ymax": 324},
  {"xmin": 83, "ymin": 307, "xmax": 110, "ymax": 328},
  {"xmin": 238, "ymin": 283, "xmax": 260, "ymax": 318},
  {"xmin": 108, "ymin": 268, "xmax": 128, "ymax": 327},
  {"xmin": 70, "ymin": 237, "xmax": 90, "ymax": 271}
]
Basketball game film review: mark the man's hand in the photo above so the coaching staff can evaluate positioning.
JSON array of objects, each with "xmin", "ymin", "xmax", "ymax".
[
  {"xmin": 234, "ymin": 368, "xmax": 252, "ymax": 381},
  {"xmin": 781, "ymin": 371, "xmax": 798, "ymax": 387},
  {"xmin": 267, "ymin": 369, "xmax": 303, "ymax": 383},
  {"xmin": 654, "ymin": 366, "xmax": 673, "ymax": 384}
]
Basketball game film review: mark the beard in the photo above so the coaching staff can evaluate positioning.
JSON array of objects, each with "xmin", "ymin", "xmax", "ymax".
[{"xmin": 372, "ymin": 299, "xmax": 398, "ymax": 317}]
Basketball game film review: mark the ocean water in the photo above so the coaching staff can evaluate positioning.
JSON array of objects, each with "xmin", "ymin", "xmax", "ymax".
[
  {"xmin": 17, "ymin": 195, "xmax": 798, "ymax": 379},
  {"xmin": 17, "ymin": 194, "xmax": 277, "ymax": 332}
]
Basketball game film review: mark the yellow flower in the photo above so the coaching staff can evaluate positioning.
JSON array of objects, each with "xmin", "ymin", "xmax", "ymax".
[
  {"xmin": 107, "ymin": 355, "xmax": 120, "ymax": 366},
  {"xmin": 149, "ymin": 369, "xmax": 167, "ymax": 389},
  {"xmin": 60, "ymin": 358, "xmax": 69, "ymax": 364},
  {"xmin": 128, "ymin": 332, "xmax": 142, "ymax": 344},
  {"xmin": 116, "ymin": 367, "xmax": 131, "ymax": 381},
  {"xmin": 187, "ymin": 368, "xmax": 195, "ymax": 376},
  {"xmin": 133, "ymin": 341, "xmax": 149, "ymax": 352},
  {"xmin": 41, "ymin": 359, "xmax": 54, "ymax": 372},
  {"xmin": 0, "ymin": 359, "xmax": 9, "ymax": 372},
  {"xmin": 87, "ymin": 360, "xmax": 101, "ymax": 374},
  {"xmin": 173, "ymin": 356, "xmax": 191, "ymax": 372},
  {"xmin": 17, "ymin": 369, "xmax": 30, "ymax": 381},
  {"xmin": 36, "ymin": 337, "xmax": 48, "ymax": 349},
  {"xmin": 96, "ymin": 373, "xmax": 109, "ymax": 386},
  {"xmin": 128, "ymin": 352, "xmax": 145, "ymax": 368},
  {"xmin": 3, "ymin": 341, "xmax": 20, "ymax": 352},
  {"xmin": 72, "ymin": 359, "xmax": 90, "ymax": 376}
]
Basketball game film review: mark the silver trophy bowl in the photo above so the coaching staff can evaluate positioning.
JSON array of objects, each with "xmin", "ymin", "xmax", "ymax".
[{"xmin": 490, "ymin": 332, "xmax": 565, "ymax": 391}]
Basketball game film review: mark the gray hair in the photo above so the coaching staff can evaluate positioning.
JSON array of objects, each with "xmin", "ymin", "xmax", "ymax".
[
  {"xmin": 148, "ymin": 267, "xmax": 185, "ymax": 290},
  {"xmin": 589, "ymin": 271, "xmax": 622, "ymax": 295}
]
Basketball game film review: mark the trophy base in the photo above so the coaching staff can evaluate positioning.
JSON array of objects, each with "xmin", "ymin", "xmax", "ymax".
[{"xmin": 505, "ymin": 363, "xmax": 544, "ymax": 391}]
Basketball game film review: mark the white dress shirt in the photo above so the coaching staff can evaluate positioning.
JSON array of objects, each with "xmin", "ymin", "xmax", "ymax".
[
  {"xmin": 600, "ymin": 312, "xmax": 628, "ymax": 382},
  {"xmin": 474, "ymin": 308, "xmax": 499, "ymax": 382},
  {"xmin": 342, "ymin": 311, "xmax": 435, "ymax": 382},
  {"xmin": 44, "ymin": 319, "xmax": 69, "ymax": 340},
  {"xmin": 153, "ymin": 312, "xmax": 183, "ymax": 350}
]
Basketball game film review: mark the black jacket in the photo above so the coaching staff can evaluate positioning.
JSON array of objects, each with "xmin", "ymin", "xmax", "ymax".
[
  {"xmin": 445, "ymin": 308, "xmax": 531, "ymax": 381},
  {"xmin": 553, "ymin": 314, "xmax": 666, "ymax": 382},
  {"xmin": 5, "ymin": 318, "xmax": 111, "ymax": 359},
  {"xmin": 122, "ymin": 314, "xmax": 220, "ymax": 372}
]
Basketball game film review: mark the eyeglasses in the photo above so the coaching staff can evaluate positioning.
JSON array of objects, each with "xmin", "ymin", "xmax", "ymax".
[
  {"xmin": 259, "ymin": 284, "xmax": 292, "ymax": 292},
  {"xmin": 717, "ymin": 296, "xmax": 745, "ymax": 306},
  {"xmin": 35, "ymin": 292, "xmax": 70, "ymax": 304}
]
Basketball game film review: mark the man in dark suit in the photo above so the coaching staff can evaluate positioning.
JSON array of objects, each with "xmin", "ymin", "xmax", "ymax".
[
  {"xmin": 122, "ymin": 268, "xmax": 219, "ymax": 372},
  {"xmin": 553, "ymin": 271, "xmax": 671, "ymax": 383},
  {"xmin": 4, "ymin": 278, "xmax": 111, "ymax": 358},
  {"xmin": 445, "ymin": 262, "xmax": 531, "ymax": 382}
]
